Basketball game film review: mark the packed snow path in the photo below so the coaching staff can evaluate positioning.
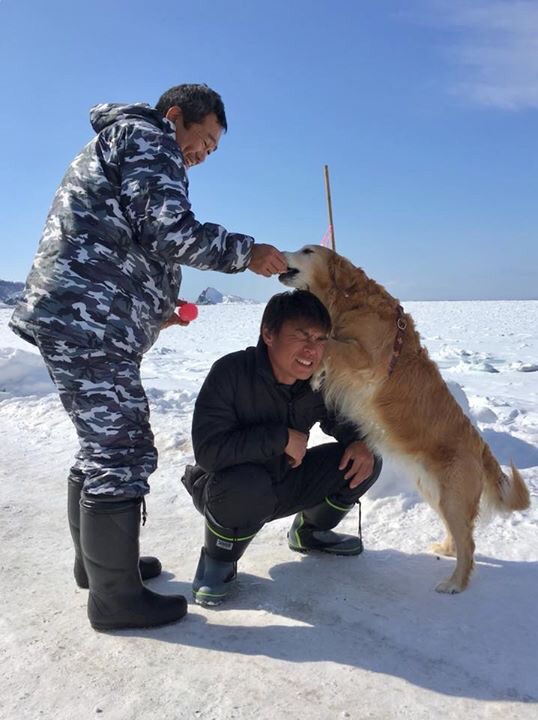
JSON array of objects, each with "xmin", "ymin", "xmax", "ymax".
[{"xmin": 1, "ymin": 302, "xmax": 536, "ymax": 719}]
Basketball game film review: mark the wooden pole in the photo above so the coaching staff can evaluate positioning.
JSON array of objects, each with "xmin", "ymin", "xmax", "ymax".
[{"xmin": 323, "ymin": 164, "xmax": 336, "ymax": 251}]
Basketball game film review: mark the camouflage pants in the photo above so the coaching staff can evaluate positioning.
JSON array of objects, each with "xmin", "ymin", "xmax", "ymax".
[{"xmin": 35, "ymin": 336, "xmax": 156, "ymax": 498}]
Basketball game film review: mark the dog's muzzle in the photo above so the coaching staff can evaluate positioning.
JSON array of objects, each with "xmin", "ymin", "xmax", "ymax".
[{"xmin": 278, "ymin": 267, "xmax": 299, "ymax": 283}]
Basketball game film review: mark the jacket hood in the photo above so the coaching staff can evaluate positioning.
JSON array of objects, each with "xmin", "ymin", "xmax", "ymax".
[{"xmin": 89, "ymin": 103, "xmax": 174, "ymax": 135}]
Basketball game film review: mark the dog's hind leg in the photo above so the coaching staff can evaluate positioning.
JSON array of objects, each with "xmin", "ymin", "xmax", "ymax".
[
  {"xmin": 433, "ymin": 461, "xmax": 481, "ymax": 594},
  {"xmin": 415, "ymin": 474, "xmax": 456, "ymax": 557},
  {"xmin": 415, "ymin": 476, "xmax": 457, "ymax": 557}
]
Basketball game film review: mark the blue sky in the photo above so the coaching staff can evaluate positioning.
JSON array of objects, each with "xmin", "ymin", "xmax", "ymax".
[{"xmin": 0, "ymin": 0, "xmax": 536, "ymax": 301}]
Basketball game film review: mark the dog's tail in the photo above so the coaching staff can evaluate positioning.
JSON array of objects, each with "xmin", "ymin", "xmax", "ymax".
[{"xmin": 481, "ymin": 443, "xmax": 530, "ymax": 514}]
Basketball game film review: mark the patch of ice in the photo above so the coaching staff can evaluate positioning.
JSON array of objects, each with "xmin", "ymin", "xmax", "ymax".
[
  {"xmin": 486, "ymin": 396, "xmax": 510, "ymax": 407},
  {"xmin": 437, "ymin": 346, "xmax": 472, "ymax": 359},
  {"xmin": 473, "ymin": 406, "xmax": 499, "ymax": 423},
  {"xmin": 503, "ymin": 408, "xmax": 522, "ymax": 424},
  {"xmin": 449, "ymin": 360, "xmax": 499, "ymax": 374},
  {"xmin": 510, "ymin": 361, "xmax": 538, "ymax": 373},
  {"xmin": 476, "ymin": 361, "xmax": 499, "ymax": 373}
]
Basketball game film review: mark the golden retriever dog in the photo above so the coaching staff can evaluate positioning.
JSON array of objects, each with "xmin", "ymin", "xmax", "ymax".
[{"xmin": 280, "ymin": 245, "xmax": 530, "ymax": 593}]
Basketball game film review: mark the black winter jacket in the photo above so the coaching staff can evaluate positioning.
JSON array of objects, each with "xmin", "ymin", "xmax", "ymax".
[{"xmin": 192, "ymin": 339, "xmax": 363, "ymax": 481}]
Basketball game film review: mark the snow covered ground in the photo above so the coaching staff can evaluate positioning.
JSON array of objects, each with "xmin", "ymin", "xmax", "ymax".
[{"xmin": 0, "ymin": 300, "xmax": 537, "ymax": 719}]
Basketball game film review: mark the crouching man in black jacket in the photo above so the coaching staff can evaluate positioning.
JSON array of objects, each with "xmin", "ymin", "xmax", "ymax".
[{"xmin": 182, "ymin": 290, "xmax": 382, "ymax": 604}]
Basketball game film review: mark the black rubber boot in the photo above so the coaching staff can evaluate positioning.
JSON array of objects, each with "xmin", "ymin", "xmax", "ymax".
[
  {"xmin": 288, "ymin": 497, "xmax": 363, "ymax": 556},
  {"xmin": 68, "ymin": 478, "xmax": 162, "ymax": 588},
  {"xmin": 192, "ymin": 511, "xmax": 261, "ymax": 606},
  {"xmin": 80, "ymin": 496, "xmax": 187, "ymax": 631}
]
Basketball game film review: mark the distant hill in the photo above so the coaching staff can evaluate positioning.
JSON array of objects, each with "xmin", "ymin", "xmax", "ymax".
[
  {"xmin": 0, "ymin": 280, "xmax": 24, "ymax": 306},
  {"xmin": 196, "ymin": 287, "xmax": 259, "ymax": 305}
]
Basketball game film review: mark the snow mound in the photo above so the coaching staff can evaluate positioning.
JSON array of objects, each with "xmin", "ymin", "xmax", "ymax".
[{"xmin": 0, "ymin": 347, "xmax": 54, "ymax": 397}]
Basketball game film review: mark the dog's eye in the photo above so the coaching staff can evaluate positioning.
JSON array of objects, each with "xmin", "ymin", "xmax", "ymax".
[{"xmin": 302, "ymin": 248, "xmax": 314, "ymax": 255}]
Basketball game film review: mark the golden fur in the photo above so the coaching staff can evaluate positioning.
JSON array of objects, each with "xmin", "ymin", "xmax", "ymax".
[{"xmin": 281, "ymin": 245, "xmax": 530, "ymax": 593}]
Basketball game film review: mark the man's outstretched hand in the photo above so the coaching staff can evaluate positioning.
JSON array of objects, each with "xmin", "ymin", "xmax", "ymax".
[{"xmin": 248, "ymin": 244, "xmax": 288, "ymax": 277}]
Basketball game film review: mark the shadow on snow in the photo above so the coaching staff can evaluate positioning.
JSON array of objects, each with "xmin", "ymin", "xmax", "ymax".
[{"xmin": 127, "ymin": 548, "xmax": 537, "ymax": 704}]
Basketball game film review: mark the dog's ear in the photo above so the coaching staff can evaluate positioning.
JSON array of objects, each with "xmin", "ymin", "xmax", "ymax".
[{"xmin": 328, "ymin": 253, "xmax": 361, "ymax": 296}]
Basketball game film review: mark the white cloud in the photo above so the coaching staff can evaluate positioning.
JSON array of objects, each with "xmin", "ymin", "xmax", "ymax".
[{"xmin": 416, "ymin": 1, "xmax": 538, "ymax": 110}]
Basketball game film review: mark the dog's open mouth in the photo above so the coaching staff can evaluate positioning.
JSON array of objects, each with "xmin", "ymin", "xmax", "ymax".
[{"xmin": 278, "ymin": 267, "xmax": 299, "ymax": 281}]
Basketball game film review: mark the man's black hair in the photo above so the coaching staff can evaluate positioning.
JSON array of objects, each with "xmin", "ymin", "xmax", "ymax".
[
  {"xmin": 260, "ymin": 290, "xmax": 332, "ymax": 336},
  {"xmin": 155, "ymin": 83, "xmax": 227, "ymax": 131}
]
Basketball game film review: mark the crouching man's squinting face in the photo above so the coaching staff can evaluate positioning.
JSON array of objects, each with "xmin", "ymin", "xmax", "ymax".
[{"xmin": 262, "ymin": 320, "xmax": 328, "ymax": 385}]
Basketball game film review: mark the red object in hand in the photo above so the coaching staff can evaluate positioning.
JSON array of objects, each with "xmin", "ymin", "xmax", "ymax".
[{"xmin": 175, "ymin": 301, "xmax": 198, "ymax": 322}]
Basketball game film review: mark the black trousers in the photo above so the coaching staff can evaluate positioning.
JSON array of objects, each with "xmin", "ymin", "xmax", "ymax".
[{"xmin": 186, "ymin": 443, "xmax": 382, "ymax": 530}]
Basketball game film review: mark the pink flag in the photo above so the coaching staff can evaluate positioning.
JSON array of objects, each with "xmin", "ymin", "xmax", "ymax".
[{"xmin": 320, "ymin": 226, "xmax": 333, "ymax": 248}]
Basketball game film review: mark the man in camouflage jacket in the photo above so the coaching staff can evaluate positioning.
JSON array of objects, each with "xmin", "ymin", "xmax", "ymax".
[{"xmin": 10, "ymin": 83, "xmax": 287, "ymax": 631}]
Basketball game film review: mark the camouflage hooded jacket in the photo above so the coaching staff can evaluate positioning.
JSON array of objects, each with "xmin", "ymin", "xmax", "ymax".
[{"xmin": 9, "ymin": 103, "xmax": 254, "ymax": 356}]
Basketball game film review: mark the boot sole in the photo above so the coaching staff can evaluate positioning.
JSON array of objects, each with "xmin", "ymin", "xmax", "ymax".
[
  {"xmin": 90, "ymin": 612, "xmax": 186, "ymax": 632},
  {"xmin": 192, "ymin": 591, "xmax": 226, "ymax": 606},
  {"xmin": 288, "ymin": 544, "xmax": 363, "ymax": 557},
  {"xmin": 192, "ymin": 583, "xmax": 237, "ymax": 606},
  {"xmin": 192, "ymin": 576, "xmax": 238, "ymax": 606}
]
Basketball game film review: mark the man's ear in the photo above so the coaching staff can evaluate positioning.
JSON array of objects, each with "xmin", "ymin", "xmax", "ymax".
[
  {"xmin": 165, "ymin": 106, "xmax": 183, "ymax": 124},
  {"xmin": 261, "ymin": 325, "xmax": 274, "ymax": 347}
]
